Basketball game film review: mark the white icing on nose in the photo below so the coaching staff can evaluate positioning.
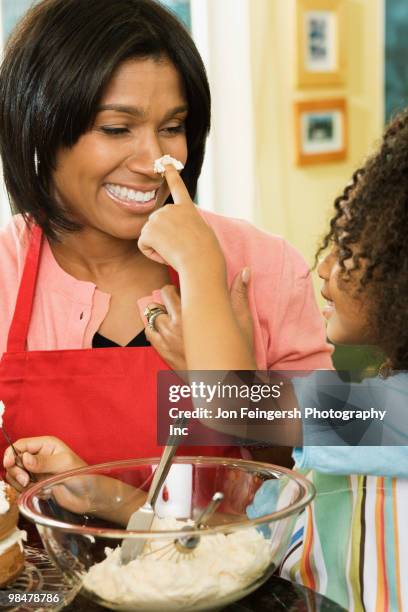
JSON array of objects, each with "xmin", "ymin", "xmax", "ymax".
[{"xmin": 153, "ymin": 155, "xmax": 184, "ymax": 174}]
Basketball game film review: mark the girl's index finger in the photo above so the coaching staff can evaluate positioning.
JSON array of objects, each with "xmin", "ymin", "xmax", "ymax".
[{"xmin": 163, "ymin": 163, "xmax": 192, "ymax": 205}]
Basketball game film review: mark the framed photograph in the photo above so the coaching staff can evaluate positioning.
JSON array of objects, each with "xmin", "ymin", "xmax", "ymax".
[
  {"xmin": 294, "ymin": 98, "xmax": 347, "ymax": 165},
  {"xmin": 296, "ymin": 0, "xmax": 345, "ymax": 87}
]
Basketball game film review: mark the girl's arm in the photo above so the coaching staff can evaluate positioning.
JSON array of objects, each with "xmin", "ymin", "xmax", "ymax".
[
  {"xmin": 138, "ymin": 163, "xmax": 256, "ymax": 371},
  {"xmin": 179, "ymin": 263, "xmax": 256, "ymax": 371},
  {"xmin": 138, "ymin": 165, "xmax": 301, "ymax": 446}
]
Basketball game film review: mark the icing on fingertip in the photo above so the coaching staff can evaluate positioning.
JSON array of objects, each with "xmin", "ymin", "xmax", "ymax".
[{"xmin": 153, "ymin": 155, "xmax": 184, "ymax": 175}]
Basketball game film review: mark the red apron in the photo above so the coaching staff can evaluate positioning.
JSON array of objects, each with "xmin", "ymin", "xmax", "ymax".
[{"xmin": 0, "ymin": 224, "xmax": 239, "ymax": 467}]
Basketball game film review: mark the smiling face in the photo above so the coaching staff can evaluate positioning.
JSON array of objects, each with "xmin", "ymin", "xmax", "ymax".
[
  {"xmin": 52, "ymin": 57, "xmax": 188, "ymax": 241},
  {"xmin": 317, "ymin": 249, "xmax": 376, "ymax": 345}
]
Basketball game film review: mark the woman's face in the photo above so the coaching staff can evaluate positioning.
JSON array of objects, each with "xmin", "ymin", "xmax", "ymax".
[
  {"xmin": 53, "ymin": 57, "xmax": 188, "ymax": 240},
  {"xmin": 317, "ymin": 248, "xmax": 375, "ymax": 345}
]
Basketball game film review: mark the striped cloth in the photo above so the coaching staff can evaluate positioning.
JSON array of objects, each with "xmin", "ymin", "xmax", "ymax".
[{"xmin": 280, "ymin": 470, "xmax": 408, "ymax": 611}]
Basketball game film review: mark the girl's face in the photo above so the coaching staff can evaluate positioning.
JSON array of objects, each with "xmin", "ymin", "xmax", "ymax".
[
  {"xmin": 317, "ymin": 249, "xmax": 375, "ymax": 345},
  {"xmin": 52, "ymin": 57, "xmax": 188, "ymax": 240}
]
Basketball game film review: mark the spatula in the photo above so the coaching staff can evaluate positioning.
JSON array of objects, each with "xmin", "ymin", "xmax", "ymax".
[{"xmin": 120, "ymin": 419, "xmax": 185, "ymax": 564}]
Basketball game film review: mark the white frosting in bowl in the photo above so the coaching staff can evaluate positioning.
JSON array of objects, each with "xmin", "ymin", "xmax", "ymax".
[{"xmin": 83, "ymin": 517, "xmax": 271, "ymax": 610}]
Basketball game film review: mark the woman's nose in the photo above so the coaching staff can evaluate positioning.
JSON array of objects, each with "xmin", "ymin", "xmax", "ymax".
[{"xmin": 125, "ymin": 134, "xmax": 162, "ymax": 176}]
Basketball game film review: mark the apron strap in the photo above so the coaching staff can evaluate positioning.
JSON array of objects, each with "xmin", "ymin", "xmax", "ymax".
[{"xmin": 7, "ymin": 224, "xmax": 43, "ymax": 352}]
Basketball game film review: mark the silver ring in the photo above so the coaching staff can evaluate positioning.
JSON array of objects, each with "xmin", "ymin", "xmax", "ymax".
[
  {"xmin": 144, "ymin": 306, "xmax": 167, "ymax": 331},
  {"xmin": 148, "ymin": 310, "xmax": 166, "ymax": 331}
]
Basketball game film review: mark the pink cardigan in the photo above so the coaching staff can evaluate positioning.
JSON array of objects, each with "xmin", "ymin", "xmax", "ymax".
[{"xmin": 0, "ymin": 212, "xmax": 333, "ymax": 369}]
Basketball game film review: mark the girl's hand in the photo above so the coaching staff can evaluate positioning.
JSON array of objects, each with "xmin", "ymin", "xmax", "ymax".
[
  {"xmin": 3, "ymin": 436, "xmax": 86, "ymax": 492},
  {"xmin": 229, "ymin": 267, "xmax": 253, "ymax": 352},
  {"xmin": 138, "ymin": 164, "xmax": 225, "ymax": 276},
  {"xmin": 146, "ymin": 267, "xmax": 254, "ymax": 369}
]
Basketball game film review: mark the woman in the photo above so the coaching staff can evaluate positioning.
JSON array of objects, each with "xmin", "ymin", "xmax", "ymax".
[{"xmin": 1, "ymin": 0, "xmax": 331, "ymax": 486}]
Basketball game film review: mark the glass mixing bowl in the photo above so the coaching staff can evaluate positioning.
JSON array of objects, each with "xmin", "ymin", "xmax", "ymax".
[{"xmin": 18, "ymin": 457, "xmax": 315, "ymax": 612}]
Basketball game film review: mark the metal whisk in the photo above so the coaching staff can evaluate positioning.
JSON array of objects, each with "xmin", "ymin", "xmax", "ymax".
[{"xmin": 142, "ymin": 492, "xmax": 224, "ymax": 562}]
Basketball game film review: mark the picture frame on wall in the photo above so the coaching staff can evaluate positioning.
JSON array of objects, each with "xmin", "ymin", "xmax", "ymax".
[
  {"xmin": 296, "ymin": 0, "xmax": 346, "ymax": 87},
  {"xmin": 294, "ymin": 98, "xmax": 347, "ymax": 166}
]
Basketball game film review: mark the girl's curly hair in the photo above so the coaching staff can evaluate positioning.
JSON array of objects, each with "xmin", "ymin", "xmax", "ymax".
[{"xmin": 316, "ymin": 108, "xmax": 408, "ymax": 371}]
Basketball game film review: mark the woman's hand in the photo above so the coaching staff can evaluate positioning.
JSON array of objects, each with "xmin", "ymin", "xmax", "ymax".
[
  {"xmin": 145, "ymin": 267, "xmax": 254, "ymax": 370},
  {"xmin": 145, "ymin": 285, "xmax": 187, "ymax": 371},
  {"xmin": 138, "ymin": 164, "xmax": 226, "ymax": 277},
  {"xmin": 3, "ymin": 436, "xmax": 86, "ymax": 492},
  {"xmin": 3, "ymin": 437, "xmax": 145, "ymax": 522}
]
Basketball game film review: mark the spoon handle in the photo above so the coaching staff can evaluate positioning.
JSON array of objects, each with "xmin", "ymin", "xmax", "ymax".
[
  {"xmin": 147, "ymin": 415, "xmax": 187, "ymax": 507},
  {"xmin": 147, "ymin": 443, "xmax": 178, "ymax": 507},
  {"xmin": 1, "ymin": 427, "xmax": 36, "ymax": 483}
]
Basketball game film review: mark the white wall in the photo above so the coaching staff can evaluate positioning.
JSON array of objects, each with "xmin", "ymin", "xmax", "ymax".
[
  {"xmin": 249, "ymin": 0, "xmax": 384, "ymax": 273},
  {"xmin": 191, "ymin": 0, "xmax": 257, "ymax": 221}
]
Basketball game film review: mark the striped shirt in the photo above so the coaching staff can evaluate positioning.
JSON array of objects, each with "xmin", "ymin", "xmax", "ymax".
[
  {"xmin": 280, "ymin": 471, "xmax": 407, "ymax": 611},
  {"xmin": 281, "ymin": 373, "xmax": 408, "ymax": 611}
]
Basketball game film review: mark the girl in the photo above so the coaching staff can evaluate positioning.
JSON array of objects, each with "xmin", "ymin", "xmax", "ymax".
[{"xmin": 135, "ymin": 111, "xmax": 408, "ymax": 610}]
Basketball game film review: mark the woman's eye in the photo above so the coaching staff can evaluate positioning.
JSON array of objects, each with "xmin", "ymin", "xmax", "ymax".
[
  {"xmin": 99, "ymin": 126, "xmax": 129, "ymax": 136},
  {"xmin": 161, "ymin": 124, "xmax": 186, "ymax": 136}
]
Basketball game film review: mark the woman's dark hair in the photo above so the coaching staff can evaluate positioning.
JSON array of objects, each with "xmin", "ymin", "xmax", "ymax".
[
  {"xmin": 0, "ymin": 0, "xmax": 210, "ymax": 238},
  {"xmin": 317, "ymin": 108, "xmax": 408, "ymax": 371}
]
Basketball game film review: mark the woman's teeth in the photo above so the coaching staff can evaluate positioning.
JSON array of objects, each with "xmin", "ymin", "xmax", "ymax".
[{"xmin": 105, "ymin": 184, "xmax": 156, "ymax": 203}]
